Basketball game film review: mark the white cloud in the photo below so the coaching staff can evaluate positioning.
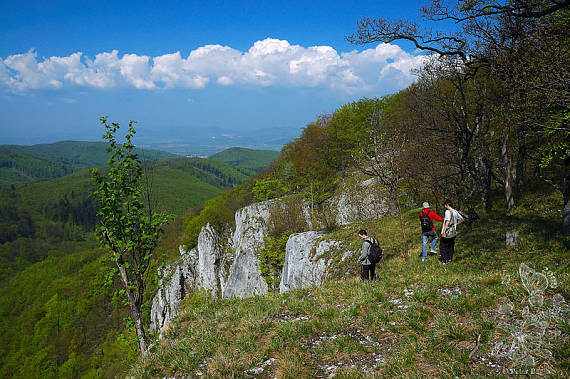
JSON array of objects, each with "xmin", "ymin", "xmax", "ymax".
[
  {"xmin": 0, "ymin": 39, "xmax": 426, "ymax": 94},
  {"xmin": 217, "ymin": 76, "xmax": 233, "ymax": 85},
  {"xmin": 120, "ymin": 54, "xmax": 155, "ymax": 89}
]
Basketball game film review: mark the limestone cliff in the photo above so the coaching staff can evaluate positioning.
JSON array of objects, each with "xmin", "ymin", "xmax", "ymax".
[{"xmin": 149, "ymin": 178, "xmax": 388, "ymax": 336}]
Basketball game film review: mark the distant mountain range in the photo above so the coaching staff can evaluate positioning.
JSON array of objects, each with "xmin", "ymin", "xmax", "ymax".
[
  {"xmin": 134, "ymin": 126, "xmax": 298, "ymax": 156},
  {"xmin": 0, "ymin": 141, "xmax": 279, "ymax": 187}
]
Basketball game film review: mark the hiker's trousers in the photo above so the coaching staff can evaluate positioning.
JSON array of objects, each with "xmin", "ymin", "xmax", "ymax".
[
  {"xmin": 361, "ymin": 264, "xmax": 376, "ymax": 281},
  {"xmin": 440, "ymin": 236, "xmax": 456, "ymax": 263}
]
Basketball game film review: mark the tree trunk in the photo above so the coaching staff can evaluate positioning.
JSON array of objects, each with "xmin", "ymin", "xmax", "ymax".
[
  {"xmin": 117, "ymin": 262, "xmax": 148, "ymax": 355},
  {"xmin": 388, "ymin": 187, "xmax": 397, "ymax": 216},
  {"xmin": 476, "ymin": 156, "xmax": 491, "ymax": 210},
  {"xmin": 499, "ymin": 136, "xmax": 516, "ymax": 212},
  {"xmin": 562, "ymin": 185, "xmax": 570, "ymax": 236},
  {"xmin": 516, "ymin": 128, "xmax": 527, "ymax": 187},
  {"xmin": 394, "ymin": 184, "xmax": 409, "ymax": 260}
]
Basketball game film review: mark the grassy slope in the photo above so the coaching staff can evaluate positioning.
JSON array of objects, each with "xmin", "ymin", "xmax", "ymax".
[
  {"xmin": 209, "ymin": 147, "xmax": 280, "ymax": 172},
  {"xmin": 131, "ymin": 186, "xmax": 569, "ymax": 378}
]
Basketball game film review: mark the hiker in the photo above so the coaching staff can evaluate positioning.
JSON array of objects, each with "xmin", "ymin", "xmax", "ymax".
[
  {"xmin": 358, "ymin": 229, "xmax": 378, "ymax": 281},
  {"xmin": 440, "ymin": 200, "xmax": 460, "ymax": 264},
  {"xmin": 419, "ymin": 202, "xmax": 444, "ymax": 261}
]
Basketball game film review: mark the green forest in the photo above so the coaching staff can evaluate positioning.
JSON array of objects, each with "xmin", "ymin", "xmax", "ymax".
[
  {"xmin": 0, "ymin": 141, "xmax": 177, "ymax": 186},
  {"xmin": 1, "ymin": 0, "xmax": 569, "ymax": 377},
  {"xmin": 0, "ymin": 143, "xmax": 277, "ymax": 377}
]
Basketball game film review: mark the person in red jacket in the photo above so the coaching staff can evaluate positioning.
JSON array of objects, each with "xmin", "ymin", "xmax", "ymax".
[{"xmin": 419, "ymin": 202, "xmax": 444, "ymax": 261}]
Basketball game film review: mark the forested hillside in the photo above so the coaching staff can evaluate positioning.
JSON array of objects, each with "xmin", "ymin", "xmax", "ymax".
[
  {"xmin": 0, "ymin": 141, "xmax": 176, "ymax": 186},
  {"xmin": 0, "ymin": 151, "xmax": 263, "ymax": 281},
  {"xmin": 209, "ymin": 147, "xmax": 280, "ymax": 172},
  {"xmin": 0, "ymin": 146, "xmax": 277, "ymax": 377}
]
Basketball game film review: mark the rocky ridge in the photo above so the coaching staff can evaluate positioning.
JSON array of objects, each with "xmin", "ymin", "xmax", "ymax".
[{"xmin": 150, "ymin": 178, "xmax": 388, "ymax": 336}]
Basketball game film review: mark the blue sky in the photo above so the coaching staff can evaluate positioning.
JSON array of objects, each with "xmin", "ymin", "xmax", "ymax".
[{"xmin": 1, "ymin": 0, "xmax": 429, "ymax": 155}]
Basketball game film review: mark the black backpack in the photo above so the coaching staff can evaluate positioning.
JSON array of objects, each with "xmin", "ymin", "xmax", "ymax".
[
  {"xmin": 420, "ymin": 210, "xmax": 433, "ymax": 232},
  {"xmin": 365, "ymin": 239, "xmax": 383, "ymax": 264}
]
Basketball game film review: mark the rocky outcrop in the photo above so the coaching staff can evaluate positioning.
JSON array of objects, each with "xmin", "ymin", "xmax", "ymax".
[
  {"xmin": 149, "ymin": 202, "xmax": 273, "ymax": 335},
  {"xmin": 222, "ymin": 201, "xmax": 272, "ymax": 298},
  {"xmin": 197, "ymin": 223, "xmax": 222, "ymax": 297},
  {"xmin": 149, "ymin": 246, "xmax": 198, "ymax": 336},
  {"xmin": 333, "ymin": 178, "xmax": 389, "ymax": 226},
  {"xmin": 280, "ymin": 231, "xmax": 342, "ymax": 293},
  {"xmin": 149, "ymin": 178, "xmax": 385, "ymax": 336}
]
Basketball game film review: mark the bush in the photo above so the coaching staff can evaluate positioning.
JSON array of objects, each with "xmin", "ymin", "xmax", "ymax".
[
  {"xmin": 252, "ymin": 178, "xmax": 287, "ymax": 201},
  {"xmin": 267, "ymin": 195, "xmax": 308, "ymax": 238},
  {"xmin": 257, "ymin": 232, "xmax": 293, "ymax": 291}
]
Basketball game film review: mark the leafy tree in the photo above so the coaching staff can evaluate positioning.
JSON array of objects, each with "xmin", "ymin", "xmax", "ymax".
[
  {"xmin": 347, "ymin": 0, "xmax": 569, "ymax": 226},
  {"xmin": 90, "ymin": 117, "xmax": 171, "ymax": 354},
  {"xmin": 325, "ymin": 98, "xmax": 386, "ymax": 172},
  {"xmin": 352, "ymin": 103, "xmax": 410, "ymax": 260},
  {"xmin": 252, "ymin": 178, "xmax": 287, "ymax": 201},
  {"xmin": 404, "ymin": 59, "xmax": 498, "ymax": 210}
]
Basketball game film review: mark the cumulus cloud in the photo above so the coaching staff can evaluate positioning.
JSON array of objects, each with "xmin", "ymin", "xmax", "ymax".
[{"xmin": 0, "ymin": 39, "xmax": 427, "ymax": 94}]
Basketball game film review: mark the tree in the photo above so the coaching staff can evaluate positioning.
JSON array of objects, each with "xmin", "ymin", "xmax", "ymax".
[
  {"xmin": 258, "ymin": 232, "xmax": 293, "ymax": 291},
  {"xmin": 91, "ymin": 117, "xmax": 171, "ymax": 354},
  {"xmin": 347, "ymin": 0, "xmax": 569, "ymax": 222},
  {"xmin": 346, "ymin": 0, "xmax": 568, "ymax": 66},
  {"xmin": 352, "ymin": 104, "xmax": 410, "ymax": 260}
]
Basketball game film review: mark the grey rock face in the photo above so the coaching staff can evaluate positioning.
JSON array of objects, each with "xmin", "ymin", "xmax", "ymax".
[
  {"xmin": 280, "ymin": 231, "xmax": 341, "ymax": 293},
  {"xmin": 222, "ymin": 201, "xmax": 271, "ymax": 298},
  {"xmin": 149, "ymin": 222, "xmax": 223, "ymax": 336},
  {"xmin": 197, "ymin": 223, "xmax": 222, "ymax": 297},
  {"xmin": 506, "ymin": 230, "xmax": 520, "ymax": 247},
  {"xmin": 333, "ymin": 178, "xmax": 389, "ymax": 225},
  {"xmin": 149, "ymin": 201, "xmax": 274, "ymax": 335},
  {"xmin": 149, "ymin": 245, "xmax": 197, "ymax": 336}
]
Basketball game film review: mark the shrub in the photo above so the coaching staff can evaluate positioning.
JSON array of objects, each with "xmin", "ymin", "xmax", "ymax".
[
  {"xmin": 267, "ymin": 196, "xmax": 308, "ymax": 238},
  {"xmin": 257, "ymin": 231, "xmax": 293, "ymax": 291},
  {"xmin": 252, "ymin": 178, "xmax": 287, "ymax": 201}
]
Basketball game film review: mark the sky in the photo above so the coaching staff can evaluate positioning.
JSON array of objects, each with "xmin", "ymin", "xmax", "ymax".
[{"xmin": 0, "ymin": 0, "xmax": 431, "ymax": 155}]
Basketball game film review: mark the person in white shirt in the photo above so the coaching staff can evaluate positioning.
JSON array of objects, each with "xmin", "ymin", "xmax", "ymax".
[{"xmin": 440, "ymin": 200, "xmax": 457, "ymax": 264}]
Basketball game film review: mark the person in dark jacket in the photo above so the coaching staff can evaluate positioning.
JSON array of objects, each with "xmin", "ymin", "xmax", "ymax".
[
  {"xmin": 358, "ymin": 229, "xmax": 377, "ymax": 281},
  {"xmin": 419, "ymin": 202, "xmax": 444, "ymax": 261}
]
